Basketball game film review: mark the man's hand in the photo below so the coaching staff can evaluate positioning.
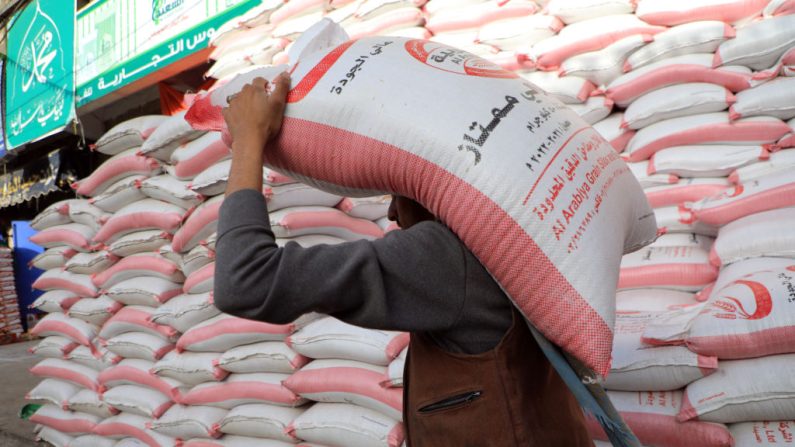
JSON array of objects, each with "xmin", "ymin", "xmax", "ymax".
[
  {"xmin": 222, "ymin": 72, "xmax": 291, "ymax": 197},
  {"xmin": 223, "ymin": 72, "xmax": 291, "ymax": 148}
]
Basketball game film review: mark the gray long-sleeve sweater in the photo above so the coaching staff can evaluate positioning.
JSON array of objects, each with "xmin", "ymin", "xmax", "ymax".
[{"xmin": 213, "ymin": 189, "xmax": 513, "ymax": 354}]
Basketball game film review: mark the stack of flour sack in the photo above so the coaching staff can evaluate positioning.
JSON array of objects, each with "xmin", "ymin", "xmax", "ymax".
[
  {"xmin": 25, "ymin": 112, "xmax": 409, "ymax": 447},
  {"xmin": 574, "ymin": 3, "xmax": 795, "ymax": 447},
  {"xmin": 0, "ymin": 247, "xmax": 23, "ymax": 340}
]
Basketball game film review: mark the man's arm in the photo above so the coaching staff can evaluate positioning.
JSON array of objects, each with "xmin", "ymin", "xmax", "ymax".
[{"xmin": 213, "ymin": 189, "xmax": 469, "ymax": 333}]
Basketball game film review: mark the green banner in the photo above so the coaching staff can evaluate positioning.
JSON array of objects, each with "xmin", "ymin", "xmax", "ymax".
[
  {"xmin": 76, "ymin": 0, "xmax": 260, "ymax": 107},
  {"xmin": 5, "ymin": 0, "xmax": 76, "ymax": 150}
]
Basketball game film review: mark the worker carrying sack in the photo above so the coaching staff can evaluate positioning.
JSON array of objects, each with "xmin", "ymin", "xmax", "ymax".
[{"xmin": 186, "ymin": 19, "xmax": 657, "ymax": 377}]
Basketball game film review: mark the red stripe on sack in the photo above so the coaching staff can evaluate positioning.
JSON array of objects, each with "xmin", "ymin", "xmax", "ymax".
[
  {"xmin": 288, "ymin": 41, "xmax": 357, "ymax": 104},
  {"xmin": 263, "ymin": 117, "xmax": 613, "ymax": 375}
]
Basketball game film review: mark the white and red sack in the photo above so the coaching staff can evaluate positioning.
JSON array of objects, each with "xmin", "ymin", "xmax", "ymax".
[
  {"xmin": 182, "ymin": 245, "xmax": 214, "ymax": 277},
  {"xmin": 384, "ymin": 346, "xmax": 407, "ymax": 388},
  {"xmin": 269, "ymin": 206, "xmax": 384, "ymax": 241},
  {"xmin": 104, "ymin": 277, "xmax": 183, "ymax": 307},
  {"xmin": 185, "ymin": 20, "xmax": 659, "ymax": 375},
  {"xmin": 65, "ymin": 251, "xmax": 118, "ymax": 275},
  {"xmin": 93, "ymin": 252, "xmax": 183, "ymax": 289},
  {"xmin": 68, "ymin": 201, "xmax": 110, "ymax": 232},
  {"xmin": 26, "ymin": 378, "xmax": 81, "ymax": 408},
  {"xmin": 425, "ymin": 0, "xmax": 538, "ymax": 33},
  {"xmin": 679, "ymin": 353, "xmax": 795, "ymax": 423},
  {"xmin": 140, "ymin": 111, "xmax": 207, "ymax": 162},
  {"xmin": 153, "ymin": 351, "xmax": 229, "ymax": 386},
  {"xmin": 172, "ymin": 195, "xmax": 224, "ymax": 253},
  {"xmin": 730, "ymin": 148, "xmax": 795, "ymax": 184},
  {"xmin": 31, "ymin": 200, "xmax": 74, "ymax": 230},
  {"xmin": 603, "ymin": 311, "xmax": 717, "ymax": 391},
  {"xmin": 605, "ymin": 54, "xmax": 752, "ymax": 108},
  {"xmin": 567, "ymin": 95, "xmax": 614, "ymax": 125},
  {"xmin": 66, "ymin": 345, "xmax": 122, "ymax": 370},
  {"xmin": 181, "ymin": 436, "xmax": 296, "ymax": 447},
  {"xmin": 264, "ymin": 183, "xmax": 343, "ymax": 210},
  {"xmin": 287, "ymin": 316, "xmax": 408, "ymax": 365},
  {"xmin": 69, "ymin": 434, "xmax": 116, "ymax": 447},
  {"xmin": 622, "ymin": 83, "xmax": 735, "ymax": 131},
  {"xmin": 181, "ymin": 372, "xmax": 306, "ymax": 409},
  {"xmin": 67, "ymin": 389, "xmax": 118, "ymax": 418},
  {"xmin": 729, "ymin": 421, "xmax": 795, "ymax": 445},
  {"xmin": 30, "ymin": 358, "xmax": 101, "ymax": 392},
  {"xmin": 35, "ymin": 426, "xmax": 73, "ymax": 447},
  {"xmin": 526, "ymin": 14, "xmax": 665, "ymax": 71},
  {"xmin": 73, "ymin": 149, "xmax": 161, "ymax": 197},
  {"xmin": 714, "ymin": 15, "xmax": 795, "ymax": 70},
  {"xmin": 645, "ymin": 178, "xmax": 731, "ymax": 208},
  {"xmin": 284, "ymin": 358, "xmax": 402, "ymax": 420},
  {"xmin": 30, "ymin": 223, "xmax": 96, "ymax": 252},
  {"xmin": 559, "ymin": 34, "xmax": 654, "ymax": 88},
  {"xmin": 30, "ymin": 247, "xmax": 77, "ymax": 270},
  {"xmin": 518, "ymin": 71, "xmax": 595, "ymax": 105},
  {"xmin": 89, "ymin": 176, "xmax": 147, "ymax": 213},
  {"xmin": 217, "ymin": 404, "xmax": 304, "ymax": 442},
  {"xmin": 148, "ymin": 404, "xmax": 227, "ymax": 439},
  {"xmin": 177, "ymin": 314, "xmax": 294, "ymax": 352},
  {"xmin": 546, "ymin": 0, "xmax": 634, "ymax": 24},
  {"xmin": 593, "ymin": 113, "xmax": 635, "ymax": 153},
  {"xmin": 139, "ymin": 174, "xmax": 204, "ymax": 209},
  {"xmin": 710, "ymin": 208, "xmax": 795, "ymax": 265},
  {"xmin": 31, "ymin": 313, "xmax": 98, "ymax": 348},
  {"xmin": 93, "ymin": 199, "xmax": 185, "ymax": 244},
  {"xmin": 683, "ymin": 265, "xmax": 795, "ymax": 359},
  {"xmin": 586, "ymin": 390, "xmax": 734, "ymax": 447},
  {"xmin": 654, "ymin": 206, "xmax": 717, "ymax": 237},
  {"xmin": 30, "ymin": 291, "xmax": 81, "ymax": 314},
  {"xmin": 33, "ymin": 270, "xmax": 98, "ymax": 297},
  {"xmin": 635, "ymin": 0, "xmax": 767, "ymax": 25},
  {"xmin": 476, "ymin": 14, "xmax": 562, "ymax": 51},
  {"xmin": 67, "ymin": 296, "xmax": 123, "ymax": 326},
  {"xmin": 625, "ymin": 113, "xmax": 789, "ymax": 162},
  {"xmin": 29, "ymin": 336, "xmax": 79, "ymax": 358},
  {"xmin": 29, "ymin": 405, "xmax": 101, "ymax": 435},
  {"xmin": 99, "ymin": 358, "xmax": 188, "ymax": 401},
  {"xmin": 93, "ymin": 413, "xmax": 176, "ymax": 446},
  {"xmin": 99, "ymin": 306, "xmax": 179, "ymax": 342},
  {"xmin": 218, "ymin": 341, "xmax": 309, "ymax": 374},
  {"xmin": 624, "ymin": 21, "xmax": 735, "ymax": 72},
  {"xmin": 648, "ymin": 145, "xmax": 768, "ymax": 178},
  {"xmin": 619, "ymin": 245, "xmax": 718, "ymax": 291},
  {"xmin": 169, "ymin": 132, "xmax": 230, "ymax": 180},
  {"xmin": 730, "ymin": 77, "xmax": 795, "ymax": 121},
  {"xmin": 102, "ymin": 384, "xmax": 174, "ymax": 419},
  {"xmin": 108, "ymin": 230, "xmax": 172, "ymax": 257},
  {"xmin": 692, "ymin": 171, "xmax": 795, "ymax": 226},
  {"xmin": 150, "ymin": 291, "xmax": 220, "ymax": 334},
  {"xmin": 288, "ymin": 402, "xmax": 404, "ymax": 447},
  {"xmin": 182, "ymin": 262, "xmax": 214, "ymax": 294},
  {"xmin": 94, "ymin": 115, "xmax": 165, "ymax": 156},
  {"xmin": 103, "ymin": 332, "xmax": 175, "ymax": 361}
]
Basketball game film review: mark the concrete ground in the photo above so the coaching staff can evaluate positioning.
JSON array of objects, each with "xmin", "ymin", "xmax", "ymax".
[{"xmin": 0, "ymin": 340, "xmax": 43, "ymax": 446}]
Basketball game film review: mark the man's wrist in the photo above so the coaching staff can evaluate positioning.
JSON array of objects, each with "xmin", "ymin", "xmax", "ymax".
[{"xmin": 231, "ymin": 133, "xmax": 269, "ymax": 155}]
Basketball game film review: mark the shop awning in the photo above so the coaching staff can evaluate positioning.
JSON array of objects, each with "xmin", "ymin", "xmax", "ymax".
[{"xmin": 0, "ymin": 150, "xmax": 64, "ymax": 209}]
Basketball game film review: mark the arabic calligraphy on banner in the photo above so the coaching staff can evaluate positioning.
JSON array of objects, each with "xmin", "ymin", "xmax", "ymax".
[
  {"xmin": 5, "ymin": 0, "xmax": 76, "ymax": 150},
  {"xmin": 76, "ymin": 0, "xmax": 260, "ymax": 106}
]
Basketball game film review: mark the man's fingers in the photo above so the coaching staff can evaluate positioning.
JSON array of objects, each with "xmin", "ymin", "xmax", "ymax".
[
  {"xmin": 251, "ymin": 77, "xmax": 269, "ymax": 90},
  {"xmin": 270, "ymin": 72, "xmax": 291, "ymax": 105}
]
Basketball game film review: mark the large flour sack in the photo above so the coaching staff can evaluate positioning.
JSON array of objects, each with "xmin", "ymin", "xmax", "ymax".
[{"xmin": 186, "ymin": 20, "xmax": 657, "ymax": 375}]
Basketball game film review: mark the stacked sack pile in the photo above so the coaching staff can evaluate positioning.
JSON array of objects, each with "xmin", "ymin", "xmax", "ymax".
[
  {"xmin": 25, "ymin": 0, "xmax": 795, "ymax": 445},
  {"xmin": 0, "ymin": 247, "xmax": 23, "ymax": 341},
  {"xmin": 208, "ymin": 1, "xmax": 795, "ymax": 446},
  {"xmin": 25, "ymin": 109, "xmax": 409, "ymax": 447}
]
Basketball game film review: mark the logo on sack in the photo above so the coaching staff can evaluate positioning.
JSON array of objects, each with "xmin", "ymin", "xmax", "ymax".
[
  {"xmin": 711, "ymin": 279, "xmax": 772, "ymax": 320},
  {"xmin": 404, "ymin": 40, "xmax": 517, "ymax": 79}
]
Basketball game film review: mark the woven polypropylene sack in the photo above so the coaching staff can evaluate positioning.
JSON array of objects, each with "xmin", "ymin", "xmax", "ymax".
[{"xmin": 185, "ymin": 20, "xmax": 658, "ymax": 375}]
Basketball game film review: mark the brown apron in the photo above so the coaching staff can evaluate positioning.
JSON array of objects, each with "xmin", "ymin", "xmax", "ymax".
[{"xmin": 403, "ymin": 308, "xmax": 592, "ymax": 446}]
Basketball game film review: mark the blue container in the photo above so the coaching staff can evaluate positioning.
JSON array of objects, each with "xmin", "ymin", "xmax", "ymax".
[{"xmin": 12, "ymin": 221, "xmax": 44, "ymax": 331}]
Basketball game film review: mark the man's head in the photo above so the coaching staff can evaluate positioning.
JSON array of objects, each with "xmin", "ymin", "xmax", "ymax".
[{"xmin": 387, "ymin": 195, "xmax": 435, "ymax": 229}]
